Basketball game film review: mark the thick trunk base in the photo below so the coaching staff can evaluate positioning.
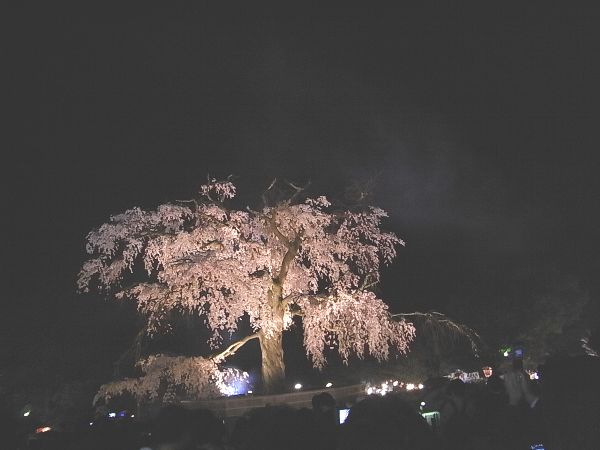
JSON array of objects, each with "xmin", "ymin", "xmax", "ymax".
[{"xmin": 259, "ymin": 331, "xmax": 286, "ymax": 394}]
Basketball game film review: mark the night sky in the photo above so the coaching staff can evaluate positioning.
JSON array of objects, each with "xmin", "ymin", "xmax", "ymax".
[{"xmin": 5, "ymin": 5, "xmax": 600, "ymax": 385}]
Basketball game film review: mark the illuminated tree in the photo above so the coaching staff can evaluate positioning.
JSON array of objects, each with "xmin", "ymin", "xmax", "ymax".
[{"xmin": 78, "ymin": 179, "xmax": 415, "ymax": 397}]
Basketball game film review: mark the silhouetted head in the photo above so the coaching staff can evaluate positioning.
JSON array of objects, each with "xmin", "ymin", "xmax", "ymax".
[
  {"xmin": 153, "ymin": 405, "xmax": 223, "ymax": 450},
  {"xmin": 512, "ymin": 358, "xmax": 523, "ymax": 370},
  {"xmin": 232, "ymin": 405, "xmax": 317, "ymax": 450},
  {"xmin": 312, "ymin": 392, "xmax": 335, "ymax": 413},
  {"xmin": 486, "ymin": 374, "xmax": 505, "ymax": 396},
  {"xmin": 153, "ymin": 405, "xmax": 195, "ymax": 449},
  {"xmin": 446, "ymin": 379, "xmax": 466, "ymax": 398}
]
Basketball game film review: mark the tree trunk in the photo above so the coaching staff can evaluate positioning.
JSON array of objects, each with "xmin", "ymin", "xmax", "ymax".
[{"xmin": 259, "ymin": 330, "xmax": 286, "ymax": 394}]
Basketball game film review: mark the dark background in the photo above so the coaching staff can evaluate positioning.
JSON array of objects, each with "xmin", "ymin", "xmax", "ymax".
[{"xmin": 4, "ymin": 4, "xmax": 599, "ymax": 390}]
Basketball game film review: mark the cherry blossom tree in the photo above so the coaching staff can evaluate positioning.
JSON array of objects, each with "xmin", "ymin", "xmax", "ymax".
[{"xmin": 78, "ymin": 179, "xmax": 415, "ymax": 396}]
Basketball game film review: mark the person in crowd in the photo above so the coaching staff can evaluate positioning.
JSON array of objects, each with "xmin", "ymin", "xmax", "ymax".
[
  {"xmin": 500, "ymin": 358, "xmax": 538, "ymax": 447},
  {"xmin": 149, "ymin": 405, "xmax": 225, "ymax": 450},
  {"xmin": 311, "ymin": 392, "xmax": 337, "ymax": 449},
  {"xmin": 0, "ymin": 408, "xmax": 18, "ymax": 450},
  {"xmin": 311, "ymin": 392, "xmax": 336, "ymax": 424},
  {"xmin": 229, "ymin": 404, "xmax": 318, "ymax": 450},
  {"xmin": 538, "ymin": 355, "xmax": 600, "ymax": 450},
  {"xmin": 338, "ymin": 395, "xmax": 437, "ymax": 450},
  {"xmin": 438, "ymin": 379, "xmax": 473, "ymax": 449},
  {"xmin": 481, "ymin": 365, "xmax": 494, "ymax": 379},
  {"xmin": 472, "ymin": 374, "xmax": 511, "ymax": 449},
  {"xmin": 502, "ymin": 358, "xmax": 538, "ymax": 408}
]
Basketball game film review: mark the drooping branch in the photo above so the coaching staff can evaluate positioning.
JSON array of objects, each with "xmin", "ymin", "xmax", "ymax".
[
  {"xmin": 94, "ymin": 354, "xmax": 249, "ymax": 404},
  {"xmin": 392, "ymin": 311, "xmax": 484, "ymax": 355},
  {"xmin": 581, "ymin": 332, "xmax": 599, "ymax": 357},
  {"xmin": 113, "ymin": 326, "xmax": 147, "ymax": 376},
  {"xmin": 298, "ymin": 291, "xmax": 415, "ymax": 368}
]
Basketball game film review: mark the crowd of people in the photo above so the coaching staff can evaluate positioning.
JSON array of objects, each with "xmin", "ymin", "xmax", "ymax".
[{"xmin": 4, "ymin": 355, "xmax": 599, "ymax": 449}]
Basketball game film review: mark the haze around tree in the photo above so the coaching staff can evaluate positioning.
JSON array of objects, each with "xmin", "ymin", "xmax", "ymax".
[{"xmin": 78, "ymin": 179, "xmax": 415, "ymax": 400}]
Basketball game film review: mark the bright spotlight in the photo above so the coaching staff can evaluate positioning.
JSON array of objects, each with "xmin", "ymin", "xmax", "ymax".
[
  {"xmin": 294, "ymin": 383, "xmax": 302, "ymax": 390},
  {"xmin": 325, "ymin": 382, "xmax": 333, "ymax": 388},
  {"xmin": 23, "ymin": 411, "xmax": 31, "ymax": 417}
]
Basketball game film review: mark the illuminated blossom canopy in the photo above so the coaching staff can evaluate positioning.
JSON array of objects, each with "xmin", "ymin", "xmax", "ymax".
[{"xmin": 79, "ymin": 179, "xmax": 415, "ymax": 398}]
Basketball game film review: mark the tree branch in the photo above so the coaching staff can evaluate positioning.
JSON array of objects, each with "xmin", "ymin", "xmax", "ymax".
[
  {"xmin": 113, "ymin": 326, "xmax": 147, "ymax": 376},
  {"xmin": 266, "ymin": 210, "xmax": 291, "ymax": 247},
  {"xmin": 169, "ymin": 240, "xmax": 225, "ymax": 265},
  {"xmin": 175, "ymin": 198, "xmax": 199, "ymax": 208},
  {"xmin": 284, "ymin": 179, "xmax": 310, "ymax": 205},
  {"xmin": 262, "ymin": 178, "xmax": 278, "ymax": 207},
  {"xmin": 210, "ymin": 333, "xmax": 260, "ymax": 362},
  {"xmin": 359, "ymin": 273, "xmax": 379, "ymax": 291},
  {"xmin": 275, "ymin": 235, "xmax": 301, "ymax": 284},
  {"xmin": 392, "ymin": 311, "xmax": 484, "ymax": 355},
  {"xmin": 265, "ymin": 209, "xmax": 303, "ymax": 285},
  {"xmin": 281, "ymin": 293, "xmax": 304, "ymax": 307}
]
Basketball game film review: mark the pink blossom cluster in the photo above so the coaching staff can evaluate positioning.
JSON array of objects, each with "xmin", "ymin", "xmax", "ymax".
[{"xmin": 94, "ymin": 354, "xmax": 248, "ymax": 403}]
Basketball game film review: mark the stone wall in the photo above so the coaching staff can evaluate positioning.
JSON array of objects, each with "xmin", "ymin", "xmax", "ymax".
[{"xmin": 178, "ymin": 383, "xmax": 365, "ymax": 418}]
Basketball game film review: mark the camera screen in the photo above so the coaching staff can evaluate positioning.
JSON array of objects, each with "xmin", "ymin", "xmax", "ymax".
[{"xmin": 339, "ymin": 408, "xmax": 350, "ymax": 424}]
